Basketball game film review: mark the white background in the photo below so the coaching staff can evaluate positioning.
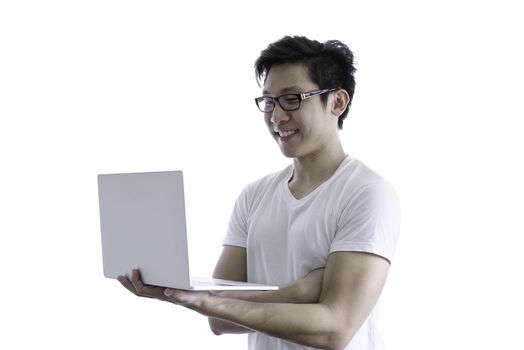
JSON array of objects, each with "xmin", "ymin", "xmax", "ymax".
[{"xmin": 1, "ymin": 1, "xmax": 523, "ymax": 349}]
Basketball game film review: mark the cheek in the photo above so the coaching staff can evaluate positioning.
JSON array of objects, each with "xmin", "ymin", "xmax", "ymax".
[
  {"xmin": 264, "ymin": 115, "xmax": 274, "ymax": 131},
  {"xmin": 301, "ymin": 119, "xmax": 328, "ymax": 141}
]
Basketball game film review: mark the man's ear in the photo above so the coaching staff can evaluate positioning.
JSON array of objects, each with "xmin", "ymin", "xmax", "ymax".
[{"xmin": 331, "ymin": 89, "xmax": 350, "ymax": 117}]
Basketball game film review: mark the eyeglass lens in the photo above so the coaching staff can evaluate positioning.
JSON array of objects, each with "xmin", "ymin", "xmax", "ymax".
[{"xmin": 258, "ymin": 95, "xmax": 300, "ymax": 112}]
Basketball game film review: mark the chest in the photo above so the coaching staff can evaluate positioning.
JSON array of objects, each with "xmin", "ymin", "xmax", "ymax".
[{"xmin": 246, "ymin": 191, "xmax": 338, "ymax": 279}]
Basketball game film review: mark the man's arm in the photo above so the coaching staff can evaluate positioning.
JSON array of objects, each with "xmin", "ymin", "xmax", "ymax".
[
  {"xmin": 207, "ymin": 245, "xmax": 250, "ymax": 334},
  {"xmin": 208, "ymin": 245, "xmax": 325, "ymax": 335},
  {"xmin": 174, "ymin": 251, "xmax": 389, "ymax": 350}
]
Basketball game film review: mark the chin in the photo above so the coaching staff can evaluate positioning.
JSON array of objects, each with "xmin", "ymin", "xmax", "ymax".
[{"xmin": 278, "ymin": 146, "xmax": 300, "ymax": 159}]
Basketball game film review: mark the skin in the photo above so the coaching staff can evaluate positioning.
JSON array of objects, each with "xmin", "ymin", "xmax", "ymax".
[{"xmin": 118, "ymin": 63, "xmax": 391, "ymax": 350}]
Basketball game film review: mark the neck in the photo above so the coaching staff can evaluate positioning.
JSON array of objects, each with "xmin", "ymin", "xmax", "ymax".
[{"xmin": 291, "ymin": 139, "xmax": 347, "ymax": 185}]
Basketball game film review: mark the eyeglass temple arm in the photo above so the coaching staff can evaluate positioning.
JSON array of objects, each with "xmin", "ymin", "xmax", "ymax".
[{"xmin": 300, "ymin": 88, "xmax": 338, "ymax": 100}]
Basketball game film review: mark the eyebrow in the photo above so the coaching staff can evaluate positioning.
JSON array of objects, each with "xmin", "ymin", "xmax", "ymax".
[{"xmin": 262, "ymin": 85, "xmax": 304, "ymax": 96}]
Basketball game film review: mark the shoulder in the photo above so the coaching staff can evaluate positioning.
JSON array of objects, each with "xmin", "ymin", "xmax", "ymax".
[
  {"xmin": 338, "ymin": 157, "xmax": 389, "ymax": 187},
  {"xmin": 330, "ymin": 158, "xmax": 401, "ymax": 262},
  {"xmin": 333, "ymin": 157, "xmax": 399, "ymax": 204}
]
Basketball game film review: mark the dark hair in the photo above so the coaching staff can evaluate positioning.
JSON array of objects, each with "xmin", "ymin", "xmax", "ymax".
[{"xmin": 255, "ymin": 36, "xmax": 356, "ymax": 129}]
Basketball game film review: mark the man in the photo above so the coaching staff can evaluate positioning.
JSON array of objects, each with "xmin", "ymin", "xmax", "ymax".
[{"xmin": 119, "ymin": 35, "xmax": 400, "ymax": 350}]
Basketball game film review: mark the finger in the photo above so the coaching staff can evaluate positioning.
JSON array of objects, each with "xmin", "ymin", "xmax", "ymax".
[
  {"xmin": 117, "ymin": 275, "xmax": 138, "ymax": 295},
  {"xmin": 130, "ymin": 269, "xmax": 166, "ymax": 299},
  {"xmin": 131, "ymin": 269, "xmax": 145, "ymax": 290},
  {"xmin": 130, "ymin": 269, "xmax": 150, "ymax": 296}
]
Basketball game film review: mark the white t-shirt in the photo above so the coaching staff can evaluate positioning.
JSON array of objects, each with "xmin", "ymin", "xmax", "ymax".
[{"xmin": 223, "ymin": 156, "xmax": 401, "ymax": 350}]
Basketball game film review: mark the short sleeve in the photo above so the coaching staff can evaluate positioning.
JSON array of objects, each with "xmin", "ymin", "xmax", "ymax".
[
  {"xmin": 222, "ymin": 187, "xmax": 249, "ymax": 248},
  {"xmin": 331, "ymin": 181, "xmax": 401, "ymax": 264}
]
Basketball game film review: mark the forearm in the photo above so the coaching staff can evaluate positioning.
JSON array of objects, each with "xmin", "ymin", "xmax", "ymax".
[
  {"xmin": 208, "ymin": 289, "xmax": 291, "ymax": 335},
  {"xmin": 208, "ymin": 268, "xmax": 324, "ymax": 335},
  {"xmin": 208, "ymin": 287, "xmax": 314, "ymax": 335},
  {"xmin": 201, "ymin": 296, "xmax": 350, "ymax": 350}
]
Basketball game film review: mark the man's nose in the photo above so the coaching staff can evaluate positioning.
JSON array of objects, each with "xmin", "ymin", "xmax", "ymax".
[{"xmin": 270, "ymin": 103, "xmax": 290, "ymax": 125}]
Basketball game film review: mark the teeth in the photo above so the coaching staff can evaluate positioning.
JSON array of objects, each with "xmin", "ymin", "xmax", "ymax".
[{"xmin": 278, "ymin": 130, "xmax": 297, "ymax": 137}]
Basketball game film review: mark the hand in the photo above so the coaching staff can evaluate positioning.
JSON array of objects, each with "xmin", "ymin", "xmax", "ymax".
[
  {"xmin": 117, "ymin": 269, "xmax": 210, "ymax": 307},
  {"xmin": 117, "ymin": 269, "xmax": 168, "ymax": 300}
]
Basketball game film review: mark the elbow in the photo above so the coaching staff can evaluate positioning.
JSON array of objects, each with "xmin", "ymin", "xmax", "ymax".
[
  {"xmin": 295, "ymin": 280, "xmax": 322, "ymax": 303},
  {"xmin": 208, "ymin": 318, "xmax": 224, "ymax": 336},
  {"xmin": 323, "ymin": 326, "xmax": 356, "ymax": 350}
]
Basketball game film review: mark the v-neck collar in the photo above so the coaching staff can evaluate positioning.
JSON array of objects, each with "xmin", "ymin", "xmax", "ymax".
[{"xmin": 282, "ymin": 155, "xmax": 351, "ymax": 203}]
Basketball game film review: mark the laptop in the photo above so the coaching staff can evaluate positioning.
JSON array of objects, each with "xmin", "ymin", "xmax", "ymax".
[{"xmin": 98, "ymin": 170, "xmax": 278, "ymax": 291}]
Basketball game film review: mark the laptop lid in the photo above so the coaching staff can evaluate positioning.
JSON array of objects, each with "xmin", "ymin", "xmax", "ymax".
[{"xmin": 98, "ymin": 171, "xmax": 191, "ymax": 289}]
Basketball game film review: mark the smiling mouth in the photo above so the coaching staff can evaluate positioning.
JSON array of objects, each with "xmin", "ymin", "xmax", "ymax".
[{"xmin": 276, "ymin": 129, "xmax": 299, "ymax": 138}]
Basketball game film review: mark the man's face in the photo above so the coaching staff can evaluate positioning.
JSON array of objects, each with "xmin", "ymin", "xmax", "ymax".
[{"xmin": 262, "ymin": 63, "xmax": 339, "ymax": 159}]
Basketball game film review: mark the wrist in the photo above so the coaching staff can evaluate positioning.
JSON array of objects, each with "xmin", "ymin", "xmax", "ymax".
[{"xmin": 195, "ymin": 292, "xmax": 220, "ymax": 315}]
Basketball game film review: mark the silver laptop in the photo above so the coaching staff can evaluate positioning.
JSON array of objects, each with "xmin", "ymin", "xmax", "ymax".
[{"xmin": 98, "ymin": 170, "xmax": 277, "ymax": 291}]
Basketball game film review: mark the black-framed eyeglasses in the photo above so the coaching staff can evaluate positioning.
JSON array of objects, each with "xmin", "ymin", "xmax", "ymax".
[{"xmin": 254, "ymin": 87, "xmax": 339, "ymax": 113}]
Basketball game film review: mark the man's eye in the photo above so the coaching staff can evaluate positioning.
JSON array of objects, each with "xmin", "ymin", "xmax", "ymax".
[{"xmin": 282, "ymin": 96, "xmax": 299, "ymax": 103}]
